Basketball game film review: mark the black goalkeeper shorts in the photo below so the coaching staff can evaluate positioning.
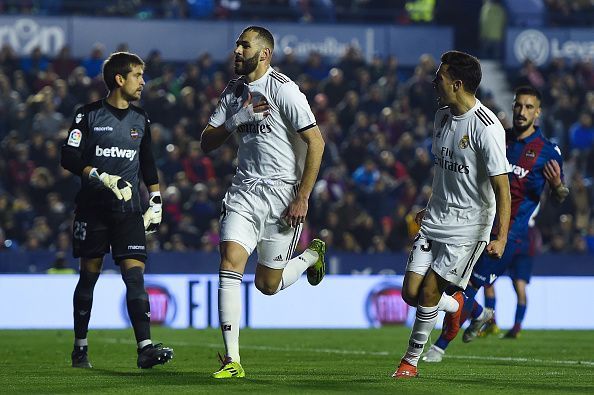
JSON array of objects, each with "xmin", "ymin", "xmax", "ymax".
[{"xmin": 72, "ymin": 208, "xmax": 147, "ymax": 263}]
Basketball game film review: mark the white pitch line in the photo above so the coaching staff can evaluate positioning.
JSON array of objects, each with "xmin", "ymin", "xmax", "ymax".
[
  {"xmin": 100, "ymin": 338, "xmax": 389, "ymax": 356},
  {"xmin": 445, "ymin": 354, "xmax": 594, "ymax": 367},
  {"xmin": 99, "ymin": 338, "xmax": 594, "ymax": 366}
]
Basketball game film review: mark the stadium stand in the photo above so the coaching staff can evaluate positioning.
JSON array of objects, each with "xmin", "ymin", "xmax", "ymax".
[{"xmin": 0, "ymin": 0, "xmax": 592, "ymax": 262}]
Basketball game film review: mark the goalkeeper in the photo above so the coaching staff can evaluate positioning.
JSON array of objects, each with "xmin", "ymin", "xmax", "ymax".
[{"xmin": 60, "ymin": 51, "xmax": 172, "ymax": 370}]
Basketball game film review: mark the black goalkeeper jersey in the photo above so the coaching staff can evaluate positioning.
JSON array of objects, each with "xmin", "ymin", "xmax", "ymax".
[{"xmin": 61, "ymin": 99, "xmax": 158, "ymax": 213}]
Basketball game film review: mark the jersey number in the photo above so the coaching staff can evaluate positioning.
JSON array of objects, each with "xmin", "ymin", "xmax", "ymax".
[
  {"xmin": 73, "ymin": 221, "xmax": 87, "ymax": 241},
  {"xmin": 408, "ymin": 234, "xmax": 433, "ymax": 263}
]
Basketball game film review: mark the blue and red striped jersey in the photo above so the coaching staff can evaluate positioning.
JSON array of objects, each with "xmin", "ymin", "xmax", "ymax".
[{"xmin": 506, "ymin": 127, "xmax": 564, "ymax": 238}]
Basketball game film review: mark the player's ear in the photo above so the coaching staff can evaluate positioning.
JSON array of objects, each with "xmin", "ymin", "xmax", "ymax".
[
  {"xmin": 115, "ymin": 74, "xmax": 125, "ymax": 88},
  {"xmin": 453, "ymin": 79, "xmax": 462, "ymax": 92},
  {"xmin": 260, "ymin": 47, "xmax": 272, "ymax": 62}
]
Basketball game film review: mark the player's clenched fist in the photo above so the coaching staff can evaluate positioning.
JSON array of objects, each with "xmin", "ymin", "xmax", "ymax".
[
  {"xmin": 224, "ymin": 92, "xmax": 270, "ymax": 133},
  {"xmin": 486, "ymin": 239, "xmax": 506, "ymax": 259}
]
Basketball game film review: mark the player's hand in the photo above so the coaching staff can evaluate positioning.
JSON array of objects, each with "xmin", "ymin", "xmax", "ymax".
[
  {"xmin": 98, "ymin": 172, "xmax": 132, "ymax": 201},
  {"xmin": 283, "ymin": 195, "xmax": 308, "ymax": 228},
  {"xmin": 414, "ymin": 209, "xmax": 427, "ymax": 226},
  {"xmin": 486, "ymin": 239, "xmax": 506, "ymax": 259},
  {"xmin": 224, "ymin": 92, "xmax": 270, "ymax": 133},
  {"xmin": 543, "ymin": 159, "xmax": 562, "ymax": 188},
  {"xmin": 143, "ymin": 193, "xmax": 162, "ymax": 234}
]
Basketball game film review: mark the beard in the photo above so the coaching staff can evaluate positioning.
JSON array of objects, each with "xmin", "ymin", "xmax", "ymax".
[
  {"xmin": 122, "ymin": 88, "xmax": 141, "ymax": 103},
  {"xmin": 235, "ymin": 52, "xmax": 259, "ymax": 76},
  {"xmin": 513, "ymin": 118, "xmax": 532, "ymax": 133}
]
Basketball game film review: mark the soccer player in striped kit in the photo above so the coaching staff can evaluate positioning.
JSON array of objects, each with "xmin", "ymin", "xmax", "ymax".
[
  {"xmin": 200, "ymin": 26, "xmax": 326, "ymax": 378},
  {"xmin": 423, "ymin": 85, "xmax": 568, "ymax": 362}
]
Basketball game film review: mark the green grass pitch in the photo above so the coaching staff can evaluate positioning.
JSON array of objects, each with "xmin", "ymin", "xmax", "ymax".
[{"xmin": 2, "ymin": 327, "xmax": 593, "ymax": 394}]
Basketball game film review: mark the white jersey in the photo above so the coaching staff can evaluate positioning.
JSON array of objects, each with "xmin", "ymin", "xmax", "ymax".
[
  {"xmin": 208, "ymin": 67, "xmax": 316, "ymax": 187},
  {"xmin": 421, "ymin": 99, "xmax": 510, "ymax": 244}
]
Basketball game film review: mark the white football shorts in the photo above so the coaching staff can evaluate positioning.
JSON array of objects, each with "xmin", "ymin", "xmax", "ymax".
[
  {"xmin": 220, "ymin": 182, "xmax": 302, "ymax": 269},
  {"xmin": 405, "ymin": 231, "xmax": 487, "ymax": 288}
]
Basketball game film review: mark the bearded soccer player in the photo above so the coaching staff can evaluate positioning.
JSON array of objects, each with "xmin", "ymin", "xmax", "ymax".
[
  {"xmin": 200, "ymin": 26, "xmax": 326, "ymax": 378},
  {"xmin": 393, "ymin": 51, "xmax": 511, "ymax": 378},
  {"xmin": 61, "ymin": 52, "xmax": 173, "ymax": 369},
  {"xmin": 422, "ymin": 85, "xmax": 568, "ymax": 362}
]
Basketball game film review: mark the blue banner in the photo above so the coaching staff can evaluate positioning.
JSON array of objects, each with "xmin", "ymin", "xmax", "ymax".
[
  {"xmin": 506, "ymin": 27, "xmax": 594, "ymax": 68},
  {"xmin": 0, "ymin": 16, "xmax": 452, "ymax": 66},
  {"xmin": 1, "ymin": 251, "xmax": 592, "ymax": 276}
]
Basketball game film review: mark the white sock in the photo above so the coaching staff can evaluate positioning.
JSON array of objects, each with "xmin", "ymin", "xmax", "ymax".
[
  {"xmin": 437, "ymin": 293, "xmax": 459, "ymax": 313},
  {"xmin": 403, "ymin": 305, "xmax": 439, "ymax": 367},
  {"xmin": 219, "ymin": 270, "xmax": 242, "ymax": 363},
  {"xmin": 274, "ymin": 249, "xmax": 319, "ymax": 293},
  {"xmin": 138, "ymin": 339, "xmax": 152, "ymax": 349},
  {"xmin": 475, "ymin": 308, "xmax": 487, "ymax": 321}
]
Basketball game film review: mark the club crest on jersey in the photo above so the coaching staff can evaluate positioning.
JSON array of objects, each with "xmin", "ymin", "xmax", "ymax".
[
  {"xmin": 525, "ymin": 149, "xmax": 536, "ymax": 158},
  {"xmin": 458, "ymin": 135, "xmax": 469, "ymax": 149},
  {"xmin": 130, "ymin": 127, "xmax": 140, "ymax": 139}
]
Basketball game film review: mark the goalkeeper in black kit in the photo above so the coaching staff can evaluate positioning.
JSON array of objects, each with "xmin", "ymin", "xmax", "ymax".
[{"xmin": 60, "ymin": 52, "xmax": 173, "ymax": 369}]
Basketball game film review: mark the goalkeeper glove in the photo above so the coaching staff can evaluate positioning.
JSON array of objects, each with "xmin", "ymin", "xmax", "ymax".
[
  {"xmin": 224, "ymin": 94, "xmax": 267, "ymax": 133},
  {"xmin": 143, "ymin": 192, "xmax": 162, "ymax": 234},
  {"xmin": 89, "ymin": 168, "xmax": 132, "ymax": 201}
]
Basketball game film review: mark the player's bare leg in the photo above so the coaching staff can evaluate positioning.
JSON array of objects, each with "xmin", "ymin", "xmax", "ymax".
[
  {"xmin": 401, "ymin": 271, "xmax": 424, "ymax": 307},
  {"xmin": 254, "ymin": 239, "xmax": 326, "ymax": 295},
  {"xmin": 71, "ymin": 257, "xmax": 102, "ymax": 368}
]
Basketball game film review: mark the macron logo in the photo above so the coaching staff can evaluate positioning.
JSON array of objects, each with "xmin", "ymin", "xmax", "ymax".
[
  {"xmin": 95, "ymin": 145, "xmax": 137, "ymax": 161},
  {"xmin": 93, "ymin": 126, "xmax": 113, "ymax": 132}
]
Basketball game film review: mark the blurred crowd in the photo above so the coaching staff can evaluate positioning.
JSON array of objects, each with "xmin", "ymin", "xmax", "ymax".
[
  {"xmin": 0, "ymin": 41, "xmax": 592, "ymax": 257},
  {"xmin": 544, "ymin": 0, "xmax": 594, "ymax": 26}
]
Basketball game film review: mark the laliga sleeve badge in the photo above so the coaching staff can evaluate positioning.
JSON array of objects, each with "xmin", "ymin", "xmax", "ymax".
[{"xmin": 67, "ymin": 129, "xmax": 82, "ymax": 147}]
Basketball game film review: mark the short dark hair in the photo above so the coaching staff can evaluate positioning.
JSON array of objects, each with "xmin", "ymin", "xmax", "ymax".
[
  {"xmin": 440, "ymin": 51, "xmax": 482, "ymax": 94},
  {"xmin": 243, "ymin": 25, "xmax": 275, "ymax": 51},
  {"xmin": 514, "ymin": 85, "xmax": 542, "ymax": 103},
  {"xmin": 102, "ymin": 52, "xmax": 144, "ymax": 91}
]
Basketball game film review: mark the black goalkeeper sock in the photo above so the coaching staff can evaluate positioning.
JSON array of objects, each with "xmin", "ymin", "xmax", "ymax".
[
  {"xmin": 122, "ymin": 266, "xmax": 151, "ymax": 344},
  {"xmin": 73, "ymin": 271, "xmax": 100, "ymax": 339}
]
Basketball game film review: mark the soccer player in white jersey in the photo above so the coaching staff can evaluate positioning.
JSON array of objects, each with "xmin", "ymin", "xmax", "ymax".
[
  {"xmin": 393, "ymin": 50, "xmax": 511, "ymax": 378},
  {"xmin": 200, "ymin": 25, "xmax": 326, "ymax": 379}
]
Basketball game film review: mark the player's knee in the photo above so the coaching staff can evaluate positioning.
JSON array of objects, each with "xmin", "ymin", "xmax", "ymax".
[
  {"xmin": 75, "ymin": 270, "xmax": 100, "ymax": 299},
  {"xmin": 121, "ymin": 266, "xmax": 148, "ymax": 301},
  {"xmin": 401, "ymin": 291, "xmax": 418, "ymax": 307},
  {"xmin": 254, "ymin": 277, "xmax": 279, "ymax": 296},
  {"xmin": 401, "ymin": 284, "xmax": 419, "ymax": 306},
  {"xmin": 419, "ymin": 286, "xmax": 441, "ymax": 306},
  {"xmin": 220, "ymin": 258, "xmax": 244, "ymax": 273}
]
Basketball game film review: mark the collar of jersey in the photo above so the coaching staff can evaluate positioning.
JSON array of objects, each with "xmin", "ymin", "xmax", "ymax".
[
  {"xmin": 516, "ymin": 126, "xmax": 542, "ymax": 144},
  {"xmin": 248, "ymin": 66, "xmax": 273, "ymax": 86},
  {"xmin": 450, "ymin": 98, "xmax": 481, "ymax": 120}
]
